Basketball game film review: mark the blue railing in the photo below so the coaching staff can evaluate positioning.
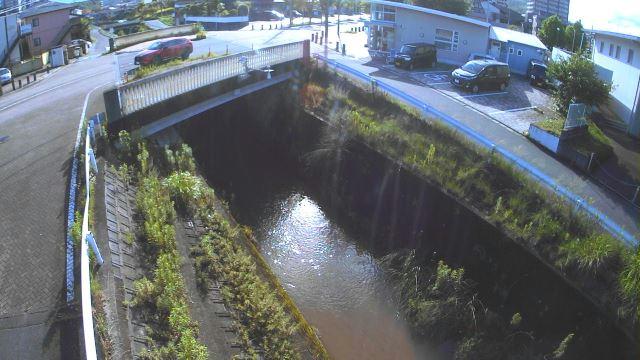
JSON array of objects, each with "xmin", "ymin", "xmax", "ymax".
[{"xmin": 315, "ymin": 55, "xmax": 638, "ymax": 246}]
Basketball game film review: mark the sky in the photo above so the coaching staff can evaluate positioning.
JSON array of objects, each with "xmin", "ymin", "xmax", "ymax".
[{"xmin": 569, "ymin": 0, "xmax": 640, "ymax": 36}]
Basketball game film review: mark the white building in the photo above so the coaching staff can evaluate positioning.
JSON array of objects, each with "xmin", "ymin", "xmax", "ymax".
[
  {"xmin": 526, "ymin": 0, "xmax": 569, "ymax": 24},
  {"xmin": 367, "ymin": 0, "xmax": 547, "ymax": 72},
  {"xmin": 590, "ymin": 29, "xmax": 640, "ymax": 137}
]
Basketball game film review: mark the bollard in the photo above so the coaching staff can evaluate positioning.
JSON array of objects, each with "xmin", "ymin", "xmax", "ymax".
[
  {"xmin": 320, "ymin": 36, "xmax": 323, "ymax": 45},
  {"xmin": 27, "ymin": 76, "xmax": 30, "ymax": 84},
  {"xmin": 342, "ymin": 43, "xmax": 346, "ymax": 55},
  {"xmin": 11, "ymin": 79, "xmax": 15, "ymax": 90},
  {"xmin": 18, "ymin": 79, "xmax": 22, "ymax": 88},
  {"xmin": 336, "ymin": 41, "xmax": 339, "ymax": 51},
  {"xmin": 252, "ymin": 24, "xmax": 254, "ymax": 30},
  {"xmin": 33, "ymin": 73, "xmax": 37, "ymax": 81},
  {"xmin": 269, "ymin": 24, "xmax": 272, "ymax": 30},
  {"xmin": 261, "ymin": 24, "xmax": 264, "ymax": 30}
]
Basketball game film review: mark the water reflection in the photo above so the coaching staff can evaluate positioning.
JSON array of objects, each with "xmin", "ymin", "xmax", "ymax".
[{"xmin": 245, "ymin": 191, "xmax": 440, "ymax": 359}]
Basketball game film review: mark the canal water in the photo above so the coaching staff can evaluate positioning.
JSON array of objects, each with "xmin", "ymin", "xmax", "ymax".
[{"xmin": 195, "ymin": 151, "xmax": 441, "ymax": 359}]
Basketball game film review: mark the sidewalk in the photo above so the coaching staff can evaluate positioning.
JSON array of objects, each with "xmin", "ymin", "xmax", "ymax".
[{"xmin": 314, "ymin": 49, "xmax": 640, "ymax": 244}]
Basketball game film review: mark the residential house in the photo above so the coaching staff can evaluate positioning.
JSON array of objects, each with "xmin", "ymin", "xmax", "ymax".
[
  {"xmin": 368, "ymin": 0, "xmax": 491, "ymax": 65},
  {"xmin": 490, "ymin": 26, "xmax": 547, "ymax": 74},
  {"xmin": 589, "ymin": 29, "xmax": 640, "ymax": 137},
  {"xmin": 19, "ymin": 2, "xmax": 78, "ymax": 55},
  {"xmin": 367, "ymin": 0, "xmax": 547, "ymax": 71}
]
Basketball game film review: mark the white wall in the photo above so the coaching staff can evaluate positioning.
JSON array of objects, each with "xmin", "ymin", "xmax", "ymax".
[
  {"xmin": 394, "ymin": 8, "xmax": 490, "ymax": 65},
  {"xmin": 0, "ymin": 14, "xmax": 19, "ymax": 64},
  {"xmin": 592, "ymin": 33, "xmax": 640, "ymax": 131}
]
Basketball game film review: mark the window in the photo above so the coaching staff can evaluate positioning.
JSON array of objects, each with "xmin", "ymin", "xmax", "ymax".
[
  {"xmin": 435, "ymin": 28, "xmax": 458, "ymax": 51},
  {"xmin": 509, "ymin": 47, "xmax": 514, "ymax": 54},
  {"xmin": 609, "ymin": 44, "xmax": 614, "ymax": 56},
  {"xmin": 629, "ymin": 49, "xmax": 635, "ymax": 64},
  {"xmin": 33, "ymin": 37, "xmax": 41, "ymax": 46},
  {"xmin": 615, "ymin": 45, "xmax": 621, "ymax": 59},
  {"xmin": 32, "ymin": 18, "xmax": 39, "ymax": 27},
  {"xmin": 373, "ymin": 5, "xmax": 395, "ymax": 22},
  {"xmin": 517, "ymin": 49, "xmax": 523, "ymax": 56},
  {"xmin": 599, "ymin": 41, "xmax": 604, "ymax": 53}
]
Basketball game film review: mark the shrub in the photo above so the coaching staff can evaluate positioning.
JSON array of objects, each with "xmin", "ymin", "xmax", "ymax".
[
  {"xmin": 301, "ymin": 83, "xmax": 325, "ymax": 110},
  {"xmin": 619, "ymin": 249, "xmax": 640, "ymax": 321},
  {"xmin": 195, "ymin": 30, "xmax": 207, "ymax": 40},
  {"xmin": 558, "ymin": 233, "xmax": 623, "ymax": 273}
]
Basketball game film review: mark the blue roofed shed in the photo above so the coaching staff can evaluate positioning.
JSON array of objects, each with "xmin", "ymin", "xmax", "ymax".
[{"xmin": 489, "ymin": 27, "xmax": 548, "ymax": 75}]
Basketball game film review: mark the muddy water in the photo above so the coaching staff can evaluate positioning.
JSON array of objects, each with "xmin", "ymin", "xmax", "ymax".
[
  {"xmin": 210, "ymin": 171, "xmax": 440, "ymax": 359},
  {"xmin": 198, "ymin": 148, "xmax": 442, "ymax": 359}
]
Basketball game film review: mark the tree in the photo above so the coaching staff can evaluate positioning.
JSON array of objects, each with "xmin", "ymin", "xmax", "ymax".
[
  {"xmin": 546, "ymin": 53, "xmax": 612, "ymax": 115},
  {"xmin": 411, "ymin": 0, "xmax": 470, "ymax": 16},
  {"xmin": 563, "ymin": 20, "xmax": 583, "ymax": 53},
  {"xmin": 537, "ymin": 15, "xmax": 565, "ymax": 49}
]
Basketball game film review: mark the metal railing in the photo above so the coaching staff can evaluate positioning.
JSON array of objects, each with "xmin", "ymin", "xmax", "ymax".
[
  {"xmin": 315, "ymin": 54, "xmax": 638, "ymax": 247},
  {"xmin": 117, "ymin": 41, "xmax": 306, "ymax": 116},
  {"xmin": 67, "ymin": 113, "xmax": 105, "ymax": 360}
]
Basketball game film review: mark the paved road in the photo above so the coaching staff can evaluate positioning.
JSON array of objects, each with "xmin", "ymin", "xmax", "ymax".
[
  {"xmin": 0, "ymin": 33, "xmax": 114, "ymax": 358},
  {"xmin": 114, "ymin": 16, "xmax": 366, "ymax": 79},
  {"xmin": 320, "ymin": 52, "xmax": 640, "ymax": 244}
]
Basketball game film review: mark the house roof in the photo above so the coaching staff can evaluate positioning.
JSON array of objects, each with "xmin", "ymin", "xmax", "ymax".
[
  {"xmin": 19, "ymin": 2, "xmax": 76, "ymax": 18},
  {"xmin": 588, "ymin": 29, "xmax": 640, "ymax": 43},
  {"xmin": 490, "ymin": 26, "xmax": 547, "ymax": 50},
  {"xmin": 371, "ymin": 0, "xmax": 491, "ymax": 28}
]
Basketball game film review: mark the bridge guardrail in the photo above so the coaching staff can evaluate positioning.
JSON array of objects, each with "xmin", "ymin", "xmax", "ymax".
[
  {"xmin": 117, "ymin": 41, "xmax": 307, "ymax": 116},
  {"xmin": 315, "ymin": 54, "xmax": 638, "ymax": 247}
]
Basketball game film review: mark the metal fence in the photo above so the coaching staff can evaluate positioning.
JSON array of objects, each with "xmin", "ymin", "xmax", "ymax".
[
  {"xmin": 315, "ymin": 54, "xmax": 638, "ymax": 247},
  {"xmin": 67, "ymin": 112, "xmax": 105, "ymax": 360},
  {"xmin": 564, "ymin": 103, "xmax": 588, "ymax": 130},
  {"xmin": 118, "ymin": 41, "xmax": 306, "ymax": 116}
]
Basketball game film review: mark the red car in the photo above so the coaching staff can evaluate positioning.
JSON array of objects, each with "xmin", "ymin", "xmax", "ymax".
[{"xmin": 134, "ymin": 37, "xmax": 193, "ymax": 66}]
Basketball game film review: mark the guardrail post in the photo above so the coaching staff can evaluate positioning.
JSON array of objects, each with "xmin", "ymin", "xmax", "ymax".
[
  {"xmin": 86, "ymin": 233, "xmax": 104, "ymax": 266},
  {"xmin": 88, "ymin": 148, "xmax": 98, "ymax": 174}
]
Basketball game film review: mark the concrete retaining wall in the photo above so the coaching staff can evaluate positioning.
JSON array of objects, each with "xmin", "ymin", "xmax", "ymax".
[
  {"xmin": 110, "ymin": 24, "xmax": 196, "ymax": 51},
  {"xmin": 10, "ymin": 56, "xmax": 44, "ymax": 76},
  {"xmin": 528, "ymin": 123, "xmax": 560, "ymax": 152}
]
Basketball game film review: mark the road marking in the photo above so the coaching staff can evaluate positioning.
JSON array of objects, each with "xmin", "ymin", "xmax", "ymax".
[
  {"xmin": 428, "ymin": 82, "xmax": 451, "ymax": 85},
  {"xmin": 461, "ymin": 91, "xmax": 508, "ymax": 98},
  {"xmin": 0, "ymin": 71, "xmax": 111, "ymax": 113},
  {"xmin": 489, "ymin": 106, "xmax": 537, "ymax": 115}
]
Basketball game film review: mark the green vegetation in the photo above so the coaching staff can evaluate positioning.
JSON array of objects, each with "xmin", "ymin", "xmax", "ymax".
[
  {"xmin": 383, "ymin": 251, "xmax": 573, "ymax": 359},
  {"xmin": 535, "ymin": 118, "xmax": 564, "ymax": 136},
  {"xmin": 535, "ymin": 118, "xmax": 613, "ymax": 159},
  {"xmin": 547, "ymin": 54, "xmax": 612, "ymax": 116},
  {"xmin": 91, "ymin": 277, "xmax": 114, "ymax": 359},
  {"xmin": 161, "ymin": 145, "xmax": 329, "ymax": 359},
  {"xmin": 130, "ymin": 53, "xmax": 218, "ymax": 82},
  {"xmin": 116, "ymin": 133, "xmax": 208, "ymax": 359},
  {"xmin": 302, "ymin": 69, "xmax": 638, "ymax": 325},
  {"xmin": 158, "ymin": 15, "xmax": 174, "ymax": 26}
]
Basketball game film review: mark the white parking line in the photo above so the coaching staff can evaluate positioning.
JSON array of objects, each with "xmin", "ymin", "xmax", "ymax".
[
  {"xmin": 488, "ymin": 106, "xmax": 537, "ymax": 115},
  {"xmin": 429, "ymin": 82, "xmax": 451, "ymax": 85},
  {"xmin": 461, "ymin": 91, "xmax": 508, "ymax": 98}
]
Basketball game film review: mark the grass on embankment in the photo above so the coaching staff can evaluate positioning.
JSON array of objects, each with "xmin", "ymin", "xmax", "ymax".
[
  {"xmin": 161, "ymin": 144, "xmax": 330, "ymax": 359},
  {"xmin": 302, "ymin": 68, "xmax": 640, "ymax": 327},
  {"xmin": 115, "ymin": 133, "xmax": 208, "ymax": 359}
]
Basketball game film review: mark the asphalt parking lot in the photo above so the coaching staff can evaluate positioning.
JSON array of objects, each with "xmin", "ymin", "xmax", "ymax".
[{"xmin": 384, "ymin": 65, "xmax": 555, "ymax": 134}]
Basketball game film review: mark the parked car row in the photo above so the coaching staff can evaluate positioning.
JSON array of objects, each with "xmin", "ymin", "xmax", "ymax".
[{"xmin": 393, "ymin": 42, "xmax": 557, "ymax": 93}]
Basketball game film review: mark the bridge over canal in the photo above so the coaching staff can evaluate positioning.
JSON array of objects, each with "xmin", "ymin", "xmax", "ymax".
[{"xmin": 104, "ymin": 40, "xmax": 310, "ymax": 137}]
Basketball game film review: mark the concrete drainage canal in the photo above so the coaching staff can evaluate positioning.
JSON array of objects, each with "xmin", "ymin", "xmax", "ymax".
[{"xmin": 165, "ymin": 81, "xmax": 637, "ymax": 359}]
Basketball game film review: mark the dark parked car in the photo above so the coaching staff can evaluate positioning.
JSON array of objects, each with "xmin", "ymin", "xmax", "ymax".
[
  {"xmin": 451, "ymin": 60, "xmax": 510, "ymax": 93},
  {"xmin": 134, "ymin": 37, "xmax": 193, "ymax": 66},
  {"xmin": 394, "ymin": 43, "xmax": 437, "ymax": 70},
  {"xmin": 526, "ymin": 59, "xmax": 549, "ymax": 87}
]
